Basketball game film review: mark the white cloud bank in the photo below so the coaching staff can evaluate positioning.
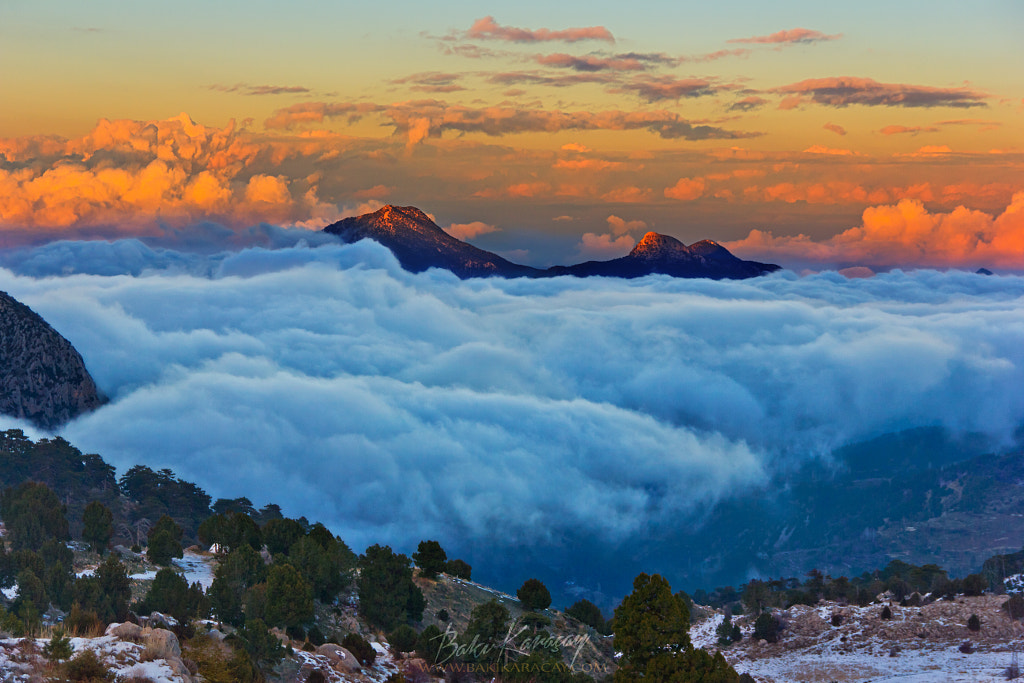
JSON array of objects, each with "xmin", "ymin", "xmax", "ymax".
[{"xmin": 1, "ymin": 239, "xmax": 1023, "ymax": 563}]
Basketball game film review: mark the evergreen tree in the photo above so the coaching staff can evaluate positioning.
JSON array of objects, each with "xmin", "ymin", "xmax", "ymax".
[
  {"xmin": 142, "ymin": 568, "xmax": 193, "ymax": 624},
  {"xmin": 461, "ymin": 598, "xmax": 510, "ymax": 664},
  {"xmin": 389, "ymin": 623, "xmax": 418, "ymax": 653},
  {"xmin": 147, "ymin": 515, "xmax": 184, "ymax": 566},
  {"xmin": 209, "ymin": 545, "xmax": 267, "ymax": 626},
  {"xmin": 81, "ymin": 501, "xmax": 113, "ymax": 555},
  {"xmin": 264, "ymin": 563, "xmax": 313, "ymax": 629},
  {"xmin": 517, "ymin": 578, "xmax": 552, "ymax": 611},
  {"xmin": 752, "ymin": 612, "xmax": 780, "ymax": 643},
  {"xmin": 565, "ymin": 599, "xmax": 606, "ymax": 634},
  {"xmin": 234, "ymin": 618, "xmax": 285, "ymax": 667},
  {"xmin": 613, "ymin": 573, "xmax": 690, "ymax": 681},
  {"xmin": 261, "ymin": 517, "xmax": 305, "ymax": 556},
  {"xmin": 445, "ymin": 558, "xmax": 472, "ymax": 580},
  {"xmin": 413, "ymin": 540, "xmax": 447, "ymax": 579},
  {"xmin": 0, "ymin": 482, "xmax": 69, "ymax": 550},
  {"xmin": 358, "ymin": 544, "xmax": 423, "ymax": 630}
]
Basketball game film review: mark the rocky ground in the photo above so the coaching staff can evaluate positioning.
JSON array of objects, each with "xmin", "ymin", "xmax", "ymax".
[{"xmin": 694, "ymin": 594, "xmax": 1024, "ymax": 682}]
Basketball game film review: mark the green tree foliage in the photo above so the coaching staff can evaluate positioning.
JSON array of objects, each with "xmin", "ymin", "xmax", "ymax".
[
  {"xmin": 147, "ymin": 515, "xmax": 184, "ymax": 566},
  {"xmin": 413, "ymin": 540, "xmax": 447, "ymax": 579},
  {"xmin": 342, "ymin": 632, "xmax": 377, "ymax": 666},
  {"xmin": 72, "ymin": 554, "xmax": 132, "ymax": 625},
  {"xmin": 287, "ymin": 534, "xmax": 353, "ymax": 602},
  {"xmin": 416, "ymin": 624, "xmax": 444, "ymax": 664},
  {"xmin": 81, "ymin": 501, "xmax": 113, "ymax": 554},
  {"xmin": 517, "ymin": 578, "xmax": 552, "ymax": 611},
  {"xmin": 264, "ymin": 563, "xmax": 313, "ymax": 628},
  {"xmin": 968, "ymin": 613, "xmax": 981, "ymax": 631},
  {"xmin": 565, "ymin": 599, "xmax": 607, "ymax": 634},
  {"xmin": 753, "ymin": 612, "xmax": 780, "ymax": 643},
  {"xmin": 461, "ymin": 598, "xmax": 510, "ymax": 664},
  {"xmin": 446, "ymin": 558, "xmax": 472, "ymax": 580},
  {"xmin": 209, "ymin": 544, "xmax": 267, "ymax": 626},
  {"xmin": 612, "ymin": 573, "xmax": 691, "ymax": 681},
  {"xmin": 141, "ymin": 568, "xmax": 198, "ymax": 624},
  {"xmin": 40, "ymin": 538, "xmax": 74, "ymax": 609},
  {"xmin": 234, "ymin": 618, "xmax": 285, "ymax": 667},
  {"xmin": 742, "ymin": 579, "xmax": 770, "ymax": 615},
  {"xmin": 256, "ymin": 503, "xmax": 283, "ymax": 525},
  {"xmin": 13, "ymin": 568, "xmax": 47, "ymax": 616},
  {"xmin": 213, "ymin": 497, "xmax": 256, "ymax": 517},
  {"xmin": 119, "ymin": 465, "xmax": 211, "ymax": 539},
  {"xmin": 198, "ymin": 512, "xmax": 262, "ymax": 553},
  {"xmin": 43, "ymin": 627, "xmax": 73, "ymax": 662},
  {"xmin": 358, "ymin": 544, "xmax": 424, "ymax": 630},
  {"xmin": 717, "ymin": 612, "xmax": 735, "ymax": 646},
  {"xmin": 962, "ymin": 573, "xmax": 987, "ymax": 597},
  {"xmin": 0, "ymin": 481, "xmax": 69, "ymax": 550},
  {"xmin": 389, "ymin": 623, "xmax": 418, "ymax": 653},
  {"xmin": 261, "ymin": 517, "xmax": 305, "ymax": 556}
]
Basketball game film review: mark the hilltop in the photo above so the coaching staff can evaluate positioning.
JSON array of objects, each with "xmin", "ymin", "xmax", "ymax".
[{"xmin": 323, "ymin": 205, "xmax": 779, "ymax": 280}]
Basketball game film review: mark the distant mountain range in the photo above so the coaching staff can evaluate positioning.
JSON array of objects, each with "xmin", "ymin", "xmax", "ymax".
[
  {"xmin": 324, "ymin": 205, "xmax": 779, "ymax": 279},
  {"xmin": 0, "ymin": 291, "xmax": 103, "ymax": 429}
]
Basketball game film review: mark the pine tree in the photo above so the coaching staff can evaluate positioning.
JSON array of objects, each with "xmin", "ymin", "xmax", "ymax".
[{"xmin": 82, "ymin": 501, "xmax": 113, "ymax": 555}]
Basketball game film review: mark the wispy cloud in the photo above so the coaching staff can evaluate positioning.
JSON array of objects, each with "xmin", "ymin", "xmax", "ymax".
[
  {"xmin": 209, "ymin": 83, "xmax": 311, "ymax": 96},
  {"xmin": 775, "ymin": 77, "xmax": 988, "ymax": 108},
  {"xmin": 467, "ymin": 15, "xmax": 615, "ymax": 43},
  {"xmin": 729, "ymin": 28, "xmax": 841, "ymax": 45},
  {"xmin": 612, "ymin": 76, "xmax": 726, "ymax": 103}
]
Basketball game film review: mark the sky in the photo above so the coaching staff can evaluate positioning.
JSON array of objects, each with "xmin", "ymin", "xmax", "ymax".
[{"xmin": 1, "ymin": 1, "xmax": 1023, "ymax": 268}]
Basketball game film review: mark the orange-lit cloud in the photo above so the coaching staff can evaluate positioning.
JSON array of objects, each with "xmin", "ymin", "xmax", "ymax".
[
  {"xmin": 446, "ymin": 221, "xmax": 499, "ymax": 240},
  {"xmin": 266, "ymin": 99, "xmax": 757, "ymax": 142},
  {"xmin": 803, "ymin": 145, "xmax": 857, "ymax": 155},
  {"xmin": 664, "ymin": 177, "xmax": 706, "ymax": 201},
  {"xmin": 729, "ymin": 96, "xmax": 768, "ymax": 112},
  {"xmin": 880, "ymin": 124, "xmax": 940, "ymax": 135},
  {"xmin": 776, "ymin": 77, "xmax": 988, "ymax": 108},
  {"xmin": 612, "ymin": 76, "xmax": 723, "ymax": 102},
  {"xmin": 577, "ymin": 232, "xmax": 636, "ymax": 259},
  {"xmin": 606, "ymin": 215, "xmax": 647, "ymax": 234},
  {"xmin": 467, "ymin": 16, "xmax": 614, "ymax": 43},
  {"xmin": 553, "ymin": 158, "xmax": 624, "ymax": 171},
  {"xmin": 729, "ymin": 28, "xmax": 841, "ymax": 45},
  {"xmin": 536, "ymin": 53, "xmax": 645, "ymax": 72},
  {"xmin": 209, "ymin": 83, "xmax": 311, "ymax": 96},
  {"xmin": 727, "ymin": 192, "xmax": 1024, "ymax": 268},
  {"xmin": 601, "ymin": 186, "xmax": 653, "ymax": 203},
  {"xmin": 823, "ymin": 122, "xmax": 846, "ymax": 136}
]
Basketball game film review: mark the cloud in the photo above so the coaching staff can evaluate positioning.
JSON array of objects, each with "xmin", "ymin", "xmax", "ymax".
[
  {"xmin": 727, "ymin": 191, "xmax": 1024, "ymax": 268},
  {"xmin": 445, "ymin": 221, "xmax": 499, "ymax": 240},
  {"xmin": 612, "ymin": 76, "xmax": 724, "ymax": 102},
  {"xmin": 606, "ymin": 215, "xmax": 647, "ymax": 235},
  {"xmin": 729, "ymin": 96, "xmax": 768, "ymax": 112},
  {"xmin": 269, "ymin": 99, "xmax": 757, "ymax": 143},
  {"xmin": 880, "ymin": 124, "xmax": 940, "ymax": 135},
  {"xmin": 823, "ymin": 122, "xmax": 846, "ymax": 136},
  {"xmin": 467, "ymin": 16, "xmax": 614, "ymax": 43},
  {"xmin": 535, "ymin": 53, "xmax": 646, "ymax": 72},
  {"xmin": 729, "ymin": 28, "xmax": 841, "ymax": 45},
  {"xmin": 601, "ymin": 186, "xmax": 653, "ymax": 203},
  {"xmin": 775, "ymin": 77, "xmax": 988, "ymax": 108},
  {"xmin": 560, "ymin": 143, "xmax": 591, "ymax": 153},
  {"xmin": 552, "ymin": 158, "xmax": 623, "ymax": 171},
  {"xmin": 391, "ymin": 72, "xmax": 466, "ymax": 93},
  {"xmin": 664, "ymin": 177, "xmax": 706, "ymax": 201},
  {"xmin": 576, "ymin": 232, "xmax": 636, "ymax": 259},
  {"xmin": 2, "ymin": 243, "xmax": 1024, "ymax": 593},
  {"xmin": 209, "ymin": 83, "xmax": 311, "ymax": 96},
  {"xmin": 802, "ymin": 145, "xmax": 857, "ymax": 156}
]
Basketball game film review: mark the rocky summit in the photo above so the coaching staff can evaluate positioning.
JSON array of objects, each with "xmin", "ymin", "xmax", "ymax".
[
  {"xmin": 324, "ymin": 205, "xmax": 779, "ymax": 280},
  {"xmin": 0, "ymin": 291, "xmax": 103, "ymax": 429}
]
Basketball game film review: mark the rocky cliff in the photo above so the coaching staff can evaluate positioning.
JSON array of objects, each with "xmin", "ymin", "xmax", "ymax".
[{"xmin": 0, "ymin": 291, "xmax": 103, "ymax": 429}]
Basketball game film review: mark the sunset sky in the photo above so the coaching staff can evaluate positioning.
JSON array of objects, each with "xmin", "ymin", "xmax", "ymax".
[{"xmin": 2, "ymin": 0, "xmax": 1022, "ymax": 269}]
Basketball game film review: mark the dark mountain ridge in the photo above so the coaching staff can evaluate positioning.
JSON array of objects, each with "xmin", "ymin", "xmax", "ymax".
[
  {"xmin": 323, "ymin": 205, "xmax": 780, "ymax": 280},
  {"xmin": 0, "ymin": 291, "xmax": 104, "ymax": 429}
]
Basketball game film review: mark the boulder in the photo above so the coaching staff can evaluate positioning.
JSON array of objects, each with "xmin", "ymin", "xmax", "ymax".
[{"xmin": 316, "ymin": 644, "xmax": 361, "ymax": 673}]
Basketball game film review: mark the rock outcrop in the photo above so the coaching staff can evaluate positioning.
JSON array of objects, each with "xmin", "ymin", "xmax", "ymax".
[{"xmin": 0, "ymin": 291, "xmax": 103, "ymax": 429}]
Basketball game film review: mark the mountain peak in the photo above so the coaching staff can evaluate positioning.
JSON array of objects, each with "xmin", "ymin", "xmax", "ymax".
[{"xmin": 630, "ymin": 232, "xmax": 688, "ymax": 259}]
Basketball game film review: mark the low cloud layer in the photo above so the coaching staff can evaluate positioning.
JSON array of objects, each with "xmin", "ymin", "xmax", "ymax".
[{"xmin": 2, "ymin": 242, "xmax": 1023, "ymax": 571}]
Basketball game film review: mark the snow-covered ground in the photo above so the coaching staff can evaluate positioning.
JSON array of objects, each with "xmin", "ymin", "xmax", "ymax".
[
  {"xmin": 173, "ymin": 549, "xmax": 216, "ymax": 589},
  {"xmin": 0, "ymin": 634, "xmax": 190, "ymax": 683}
]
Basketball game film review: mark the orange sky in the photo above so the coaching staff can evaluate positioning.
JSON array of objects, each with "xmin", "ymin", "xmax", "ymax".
[{"xmin": 1, "ymin": 4, "xmax": 1022, "ymax": 269}]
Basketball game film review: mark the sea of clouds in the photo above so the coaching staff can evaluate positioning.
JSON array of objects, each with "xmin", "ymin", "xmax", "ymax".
[{"xmin": 1, "ymin": 235, "xmax": 1023, "ymax": 593}]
